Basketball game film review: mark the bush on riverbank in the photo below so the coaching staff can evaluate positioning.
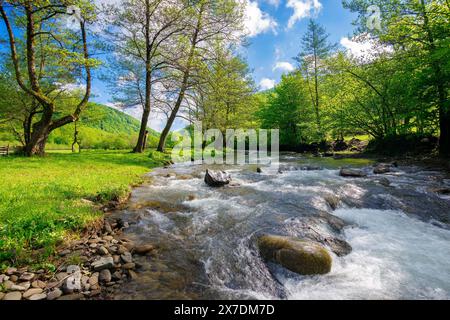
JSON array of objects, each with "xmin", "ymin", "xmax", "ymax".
[
  {"xmin": 366, "ymin": 134, "xmax": 438, "ymax": 156},
  {"xmin": 0, "ymin": 150, "xmax": 169, "ymax": 266}
]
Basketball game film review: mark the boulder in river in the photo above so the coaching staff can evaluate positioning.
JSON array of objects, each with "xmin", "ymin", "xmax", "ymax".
[
  {"xmin": 204, "ymin": 170, "xmax": 231, "ymax": 187},
  {"xmin": 373, "ymin": 163, "xmax": 392, "ymax": 174},
  {"xmin": 324, "ymin": 195, "xmax": 340, "ymax": 211},
  {"xmin": 323, "ymin": 237, "xmax": 352, "ymax": 257},
  {"xmin": 429, "ymin": 187, "xmax": 450, "ymax": 195},
  {"xmin": 301, "ymin": 165, "xmax": 323, "ymax": 171},
  {"xmin": 258, "ymin": 235, "xmax": 332, "ymax": 275},
  {"xmin": 376, "ymin": 177, "xmax": 391, "ymax": 187},
  {"xmin": 339, "ymin": 168, "xmax": 367, "ymax": 178}
]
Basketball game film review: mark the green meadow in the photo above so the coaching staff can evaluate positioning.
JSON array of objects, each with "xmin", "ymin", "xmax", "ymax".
[{"xmin": 0, "ymin": 150, "xmax": 169, "ymax": 266}]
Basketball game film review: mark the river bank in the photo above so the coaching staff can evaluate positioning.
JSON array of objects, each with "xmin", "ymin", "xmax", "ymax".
[{"xmin": 0, "ymin": 150, "xmax": 170, "ymax": 300}]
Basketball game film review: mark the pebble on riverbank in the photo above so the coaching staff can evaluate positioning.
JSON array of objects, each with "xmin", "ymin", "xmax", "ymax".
[{"xmin": 0, "ymin": 218, "xmax": 156, "ymax": 301}]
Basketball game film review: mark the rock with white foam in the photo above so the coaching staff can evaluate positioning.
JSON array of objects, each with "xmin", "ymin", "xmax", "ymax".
[{"xmin": 204, "ymin": 170, "xmax": 231, "ymax": 187}]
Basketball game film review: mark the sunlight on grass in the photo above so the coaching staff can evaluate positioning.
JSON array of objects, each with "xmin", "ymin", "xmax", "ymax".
[{"xmin": 0, "ymin": 150, "xmax": 169, "ymax": 265}]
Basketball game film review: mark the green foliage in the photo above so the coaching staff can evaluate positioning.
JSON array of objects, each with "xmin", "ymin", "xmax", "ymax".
[
  {"xmin": 257, "ymin": 72, "xmax": 315, "ymax": 146},
  {"xmin": 255, "ymin": 2, "xmax": 449, "ymax": 153},
  {"xmin": 0, "ymin": 150, "xmax": 169, "ymax": 265},
  {"xmin": 194, "ymin": 42, "xmax": 258, "ymax": 132}
]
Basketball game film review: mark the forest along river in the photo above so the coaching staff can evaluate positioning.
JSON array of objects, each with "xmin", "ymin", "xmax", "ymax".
[{"xmin": 113, "ymin": 154, "xmax": 450, "ymax": 300}]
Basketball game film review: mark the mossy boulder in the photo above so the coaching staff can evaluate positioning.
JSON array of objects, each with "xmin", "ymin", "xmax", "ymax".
[{"xmin": 258, "ymin": 235, "xmax": 332, "ymax": 275}]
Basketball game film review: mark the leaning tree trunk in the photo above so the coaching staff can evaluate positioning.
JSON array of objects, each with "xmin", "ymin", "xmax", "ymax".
[
  {"xmin": 157, "ymin": 73, "xmax": 189, "ymax": 152},
  {"xmin": 156, "ymin": 3, "xmax": 204, "ymax": 152}
]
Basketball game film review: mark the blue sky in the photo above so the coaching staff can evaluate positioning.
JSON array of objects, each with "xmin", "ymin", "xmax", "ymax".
[
  {"xmin": 242, "ymin": 0, "xmax": 357, "ymax": 90},
  {"xmin": 1, "ymin": 0, "xmax": 360, "ymax": 131}
]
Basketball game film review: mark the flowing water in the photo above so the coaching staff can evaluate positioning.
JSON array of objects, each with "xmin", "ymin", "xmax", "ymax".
[{"xmin": 114, "ymin": 154, "xmax": 450, "ymax": 300}]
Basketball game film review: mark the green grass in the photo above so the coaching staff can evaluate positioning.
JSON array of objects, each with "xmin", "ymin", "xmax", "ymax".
[{"xmin": 0, "ymin": 150, "xmax": 169, "ymax": 265}]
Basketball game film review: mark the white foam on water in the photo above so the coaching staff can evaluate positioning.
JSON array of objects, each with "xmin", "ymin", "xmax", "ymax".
[{"xmin": 280, "ymin": 208, "xmax": 450, "ymax": 300}]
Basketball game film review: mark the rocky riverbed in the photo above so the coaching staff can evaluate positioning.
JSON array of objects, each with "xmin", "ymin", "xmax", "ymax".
[
  {"xmin": 105, "ymin": 153, "xmax": 450, "ymax": 300},
  {"xmin": 0, "ymin": 218, "xmax": 156, "ymax": 300}
]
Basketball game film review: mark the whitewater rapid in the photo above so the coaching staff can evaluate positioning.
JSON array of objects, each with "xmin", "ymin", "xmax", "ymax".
[{"xmin": 114, "ymin": 155, "xmax": 450, "ymax": 300}]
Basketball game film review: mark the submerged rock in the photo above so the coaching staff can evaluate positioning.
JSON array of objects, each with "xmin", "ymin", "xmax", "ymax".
[
  {"xmin": 323, "ymin": 237, "xmax": 352, "ymax": 257},
  {"xmin": 430, "ymin": 187, "xmax": 450, "ymax": 195},
  {"xmin": 301, "ymin": 165, "xmax": 323, "ymax": 171},
  {"xmin": 204, "ymin": 170, "xmax": 231, "ymax": 187},
  {"xmin": 373, "ymin": 164, "xmax": 391, "ymax": 174},
  {"xmin": 324, "ymin": 195, "xmax": 340, "ymax": 211},
  {"xmin": 376, "ymin": 177, "xmax": 391, "ymax": 187},
  {"xmin": 258, "ymin": 235, "xmax": 332, "ymax": 275},
  {"xmin": 134, "ymin": 244, "xmax": 155, "ymax": 255},
  {"xmin": 339, "ymin": 168, "xmax": 367, "ymax": 178}
]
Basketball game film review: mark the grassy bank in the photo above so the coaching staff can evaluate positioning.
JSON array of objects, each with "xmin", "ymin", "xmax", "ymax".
[{"xmin": 0, "ymin": 150, "xmax": 169, "ymax": 266}]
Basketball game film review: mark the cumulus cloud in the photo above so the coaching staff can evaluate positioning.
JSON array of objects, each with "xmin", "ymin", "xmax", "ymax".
[
  {"xmin": 259, "ymin": 78, "xmax": 276, "ymax": 90},
  {"xmin": 273, "ymin": 61, "xmax": 295, "ymax": 73},
  {"xmin": 286, "ymin": 0, "xmax": 322, "ymax": 29},
  {"xmin": 244, "ymin": 0, "xmax": 278, "ymax": 37},
  {"xmin": 340, "ymin": 34, "xmax": 393, "ymax": 62}
]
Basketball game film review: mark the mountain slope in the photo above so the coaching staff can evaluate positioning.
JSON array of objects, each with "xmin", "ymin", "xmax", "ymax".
[{"xmin": 0, "ymin": 103, "xmax": 160, "ymax": 150}]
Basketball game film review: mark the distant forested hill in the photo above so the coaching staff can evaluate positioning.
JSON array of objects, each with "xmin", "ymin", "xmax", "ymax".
[
  {"xmin": 0, "ymin": 103, "xmax": 160, "ymax": 150},
  {"xmin": 78, "ymin": 103, "xmax": 157, "ymax": 136}
]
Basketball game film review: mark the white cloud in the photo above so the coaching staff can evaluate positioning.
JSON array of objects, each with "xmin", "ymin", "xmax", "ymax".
[
  {"xmin": 286, "ymin": 0, "xmax": 322, "ymax": 29},
  {"xmin": 340, "ymin": 34, "xmax": 393, "ymax": 62},
  {"xmin": 259, "ymin": 78, "xmax": 276, "ymax": 90},
  {"xmin": 244, "ymin": 0, "xmax": 278, "ymax": 37},
  {"xmin": 273, "ymin": 61, "xmax": 295, "ymax": 73},
  {"xmin": 264, "ymin": 0, "xmax": 281, "ymax": 7}
]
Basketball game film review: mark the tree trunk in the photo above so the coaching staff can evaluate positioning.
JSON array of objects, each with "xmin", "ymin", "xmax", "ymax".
[
  {"xmin": 134, "ymin": 0, "xmax": 152, "ymax": 153},
  {"xmin": 157, "ymin": 4, "xmax": 204, "ymax": 152},
  {"xmin": 157, "ymin": 72, "xmax": 189, "ymax": 152},
  {"xmin": 419, "ymin": 0, "xmax": 449, "ymax": 157},
  {"xmin": 23, "ymin": 114, "xmax": 32, "ymax": 145},
  {"xmin": 134, "ymin": 106, "xmax": 151, "ymax": 153},
  {"xmin": 438, "ymin": 89, "xmax": 450, "ymax": 158},
  {"xmin": 24, "ymin": 127, "xmax": 50, "ymax": 156}
]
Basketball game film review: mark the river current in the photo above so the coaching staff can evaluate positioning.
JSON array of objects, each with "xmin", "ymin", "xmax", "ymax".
[{"xmin": 113, "ymin": 154, "xmax": 450, "ymax": 300}]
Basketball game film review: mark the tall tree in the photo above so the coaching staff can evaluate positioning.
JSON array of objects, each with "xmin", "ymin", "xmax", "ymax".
[
  {"xmin": 103, "ymin": 0, "xmax": 186, "ymax": 153},
  {"xmin": 156, "ymin": 0, "xmax": 243, "ymax": 152},
  {"xmin": 0, "ymin": 0, "xmax": 96, "ymax": 156},
  {"xmin": 296, "ymin": 19, "xmax": 336, "ymax": 140},
  {"xmin": 343, "ymin": 0, "xmax": 450, "ymax": 156},
  {"xmin": 192, "ymin": 42, "xmax": 257, "ymax": 132},
  {"xmin": 258, "ymin": 72, "xmax": 314, "ymax": 147}
]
